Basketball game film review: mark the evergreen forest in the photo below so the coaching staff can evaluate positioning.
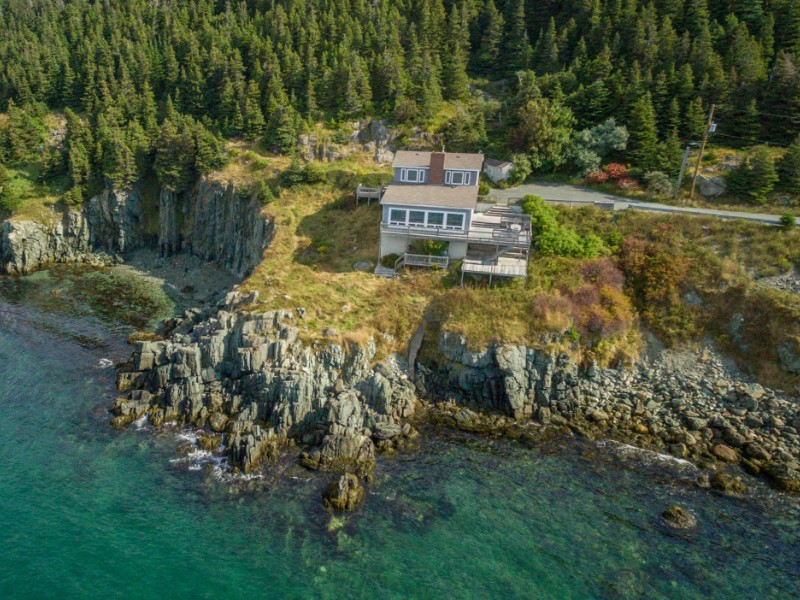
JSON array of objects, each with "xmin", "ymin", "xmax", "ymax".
[{"xmin": 1, "ymin": 0, "xmax": 800, "ymax": 206}]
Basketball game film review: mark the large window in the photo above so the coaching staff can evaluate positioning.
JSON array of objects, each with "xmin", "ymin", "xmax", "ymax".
[
  {"xmin": 385, "ymin": 208, "xmax": 466, "ymax": 231},
  {"xmin": 401, "ymin": 168, "xmax": 426, "ymax": 183},
  {"xmin": 445, "ymin": 170, "xmax": 470, "ymax": 186},
  {"xmin": 427, "ymin": 212, "xmax": 444, "ymax": 227},
  {"xmin": 446, "ymin": 213, "xmax": 465, "ymax": 230},
  {"xmin": 389, "ymin": 209, "xmax": 407, "ymax": 225}
]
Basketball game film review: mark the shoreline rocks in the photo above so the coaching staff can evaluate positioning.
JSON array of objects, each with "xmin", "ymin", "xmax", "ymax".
[
  {"xmin": 419, "ymin": 332, "xmax": 800, "ymax": 495},
  {"xmin": 114, "ymin": 291, "xmax": 418, "ymax": 477}
]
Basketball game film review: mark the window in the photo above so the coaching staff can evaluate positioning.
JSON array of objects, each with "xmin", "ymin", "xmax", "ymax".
[
  {"xmin": 445, "ymin": 171, "xmax": 470, "ymax": 186},
  {"xmin": 401, "ymin": 168, "xmax": 425, "ymax": 183},
  {"xmin": 427, "ymin": 212, "xmax": 444, "ymax": 227},
  {"xmin": 389, "ymin": 209, "xmax": 406, "ymax": 225},
  {"xmin": 409, "ymin": 211, "xmax": 425, "ymax": 225},
  {"xmin": 446, "ymin": 213, "xmax": 465, "ymax": 230}
]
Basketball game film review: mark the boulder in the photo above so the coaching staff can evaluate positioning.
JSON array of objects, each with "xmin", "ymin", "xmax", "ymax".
[
  {"xmin": 662, "ymin": 505, "xmax": 697, "ymax": 529},
  {"xmin": 710, "ymin": 472, "xmax": 747, "ymax": 495},
  {"xmin": 711, "ymin": 443, "xmax": 739, "ymax": 463},
  {"xmin": 323, "ymin": 473, "xmax": 365, "ymax": 512},
  {"xmin": 696, "ymin": 175, "xmax": 727, "ymax": 198}
]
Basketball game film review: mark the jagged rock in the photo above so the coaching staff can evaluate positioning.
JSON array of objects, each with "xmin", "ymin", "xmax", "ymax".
[
  {"xmin": 117, "ymin": 308, "xmax": 415, "ymax": 478},
  {"xmin": 323, "ymin": 473, "xmax": 365, "ymax": 512},
  {"xmin": 1, "ymin": 187, "xmax": 140, "ymax": 275},
  {"xmin": 710, "ymin": 472, "xmax": 747, "ymax": 495},
  {"xmin": 662, "ymin": 505, "xmax": 697, "ymax": 529}
]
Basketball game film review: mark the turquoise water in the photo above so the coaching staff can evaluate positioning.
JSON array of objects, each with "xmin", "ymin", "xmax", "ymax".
[{"xmin": 1, "ymin": 270, "xmax": 799, "ymax": 599}]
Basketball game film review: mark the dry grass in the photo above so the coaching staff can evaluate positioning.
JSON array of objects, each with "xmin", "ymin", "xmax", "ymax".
[{"xmin": 239, "ymin": 160, "xmax": 440, "ymax": 354}]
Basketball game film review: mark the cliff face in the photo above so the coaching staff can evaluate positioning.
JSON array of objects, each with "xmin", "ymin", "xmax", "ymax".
[
  {"xmin": 171, "ymin": 180, "xmax": 275, "ymax": 278},
  {"xmin": 0, "ymin": 188, "xmax": 142, "ymax": 275},
  {"xmin": 114, "ymin": 292, "xmax": 418, "ymax": 474},
  {"xmin": 1, "ymin": 179, "xmax": 272, "ymax": 278}
]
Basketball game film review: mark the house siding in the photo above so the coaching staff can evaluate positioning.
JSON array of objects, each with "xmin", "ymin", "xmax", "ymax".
[{"xmin": 393, "ymin": 167, "xmax": 429, "ymax": 184}]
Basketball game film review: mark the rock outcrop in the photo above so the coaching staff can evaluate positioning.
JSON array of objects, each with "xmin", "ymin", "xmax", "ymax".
[
  {"xmin": 0, "ymin": 187, "xmax": 142, "ymax": 275},
  {"xmin": 2, "ymin": 178, "xmax": 272, "ymax": 278},
  {"xmin": 114, "ymin": 292, "xmax": 418, "ymax": 475},
  {"xmin": 420, "ymin": 332, "xmax": 800, "ymax": 494}
]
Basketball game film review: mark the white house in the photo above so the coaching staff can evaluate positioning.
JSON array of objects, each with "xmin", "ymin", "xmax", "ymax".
[
  {"xmin": 376, "ymin": 150, "xmax": 531, "ymax": 281},
  {"xmin": 483, "ymin": 158, "xmax": 514, "ymax": 183}
]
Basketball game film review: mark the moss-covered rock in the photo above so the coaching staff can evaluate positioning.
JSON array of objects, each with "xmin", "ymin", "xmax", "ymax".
[{"xmin": 323, "ymin": 473, "xmax": 365, "ymax": 512}]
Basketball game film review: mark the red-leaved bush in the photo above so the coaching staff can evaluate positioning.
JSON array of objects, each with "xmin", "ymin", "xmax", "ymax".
[
  {"xmin": 603, "ymin": 163, "xmax": 629, "ymax": 180},
  {"xmin": 585, "ymin": 170, "xmax": 609, "ymax": 184},
  {"xmin": 615, "ymin": 178, "xmax": 641, "ymax": 191}
]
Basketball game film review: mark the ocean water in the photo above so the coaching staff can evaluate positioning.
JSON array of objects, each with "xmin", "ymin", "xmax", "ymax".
[{"xmin": 0, "ymin": 268, "xmax": 799, "ymax": 599}]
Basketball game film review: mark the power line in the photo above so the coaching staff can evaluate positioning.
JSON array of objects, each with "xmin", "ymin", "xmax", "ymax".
[
  {"xmin": 712, "ymin": 132, "xmax": 792, "ymax": 147},
  {"xmin": 720, "ymin": 107, "xmax": 800, "ymax": 121}
]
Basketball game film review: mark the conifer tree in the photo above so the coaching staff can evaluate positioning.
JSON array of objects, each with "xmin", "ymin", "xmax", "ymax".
[
  {"xmin": 504, "ymin": 0, "xmax": 533, "ymax": 75},
  {"xmin": 627, "ymin": 93, "xmax": 660, "ymax": 171},
  {"xmin": 476, "ymin": 0, "xmax": 504, "ymax": 75},
  {"xmin": 442, "ymin": 6, "xmax": 471, "ymax": 101},
  {"xmin": 777, "ymin": 134, "xmax": 800, "ymax": 194},
  {"xmin": 242, "ymin": 81, "xmax": 266, "ymax": 140}
]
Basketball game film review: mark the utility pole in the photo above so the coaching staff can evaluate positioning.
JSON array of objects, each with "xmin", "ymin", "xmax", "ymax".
[
  {"xmin": 674, "ymin": 145, "xmax": 693, "ymax": 198},
  {"xmin": 689, "ymin": 104, "xmax": 716, "ymax": 201}
]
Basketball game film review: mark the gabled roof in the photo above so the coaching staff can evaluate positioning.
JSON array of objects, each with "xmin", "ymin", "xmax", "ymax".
[
  {"xmin": 484, "ymin": 158, "xmax": 514, "ymax": 169},
  {"xmin": 380, "ymin": 184, "xmax": 478, "ymax": 209},
  {"xmin": 393, "ymin": 150, "xmax": 484, "ymax": 171}
]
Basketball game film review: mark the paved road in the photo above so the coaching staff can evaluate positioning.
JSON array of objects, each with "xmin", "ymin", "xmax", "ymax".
[{"xmin": 490, "ymin": 182, "xmax": 798, "ymax": 227}]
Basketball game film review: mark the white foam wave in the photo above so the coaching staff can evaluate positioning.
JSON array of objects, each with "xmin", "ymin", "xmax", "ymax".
[{"xmin": 97, "ymin": 358, "xmax": 114, "ymax": 369}]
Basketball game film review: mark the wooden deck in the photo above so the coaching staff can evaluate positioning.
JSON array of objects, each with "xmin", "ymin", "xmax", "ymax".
[
  {"xmin": 461, "ymin": 256, "xmax": 528, "ymax": 278},
  {"xmin": 355, "ymin": 185, "xmax": 385, "ymax": 206}
]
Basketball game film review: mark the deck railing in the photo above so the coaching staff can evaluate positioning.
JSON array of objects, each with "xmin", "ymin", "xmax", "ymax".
[
  {"xmin": 381, "ymin": 223, "xmax": 531, "ymax": 247},
  {"xmin": 395, "ymin": 253, "xmax": 450, "ymax": 270}
]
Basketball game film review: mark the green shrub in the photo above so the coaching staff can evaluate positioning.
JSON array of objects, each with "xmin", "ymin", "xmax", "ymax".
[
  {"xmin": 644, "ymin": 171, "xmax": 672, "ymax": 196},
  {"xmin": 479, "ymin": 179, "xmax": 491, "ymax": 196},
  {"xmin": 521, "ymin": 195, "xmax": 610, "ymax": 258},
  {"xmin": 780, "ymin": 213, "xmax": 796, "ymax": 230},
  {"xmin": 409, "ymin": 239, "xmax": 448, "ymax": 256}
]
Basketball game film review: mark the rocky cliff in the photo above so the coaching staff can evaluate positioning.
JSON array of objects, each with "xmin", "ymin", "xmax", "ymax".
[
  {"xmin": 1, "ymin": 179, "xmax": 272, "ymax": 278},
  {"xmin": 180, "ymin": 180, "xmax": 274, "ymax": 278},
  {"xmin": 114, "ymin": 292, "xmax": 418, "ymax": 475},
  {"xmin": 158, "ymin": 180, "xmax": 274, "ymax": 277},
  {"xmin": 420, "ymin": 332, "xmax": 800, "ymax": 493},
  {"xmin": 0, "ymin": 187, "xmax": 142, "ymax": 275}
]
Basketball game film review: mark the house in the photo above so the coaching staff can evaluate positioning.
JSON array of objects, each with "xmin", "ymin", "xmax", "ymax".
[
  {"xmin": 483, "ymin": 158, "xmax": 514, "ymax": 183},
  {"xmin": 376, "ymin": 150, "xmax": 531, "ymax": 281}
]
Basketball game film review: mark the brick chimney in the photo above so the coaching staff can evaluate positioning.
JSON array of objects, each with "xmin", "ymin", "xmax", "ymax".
[{"xmin": 429, "ymin": 151, "xmax": 445, "ymax": 184}]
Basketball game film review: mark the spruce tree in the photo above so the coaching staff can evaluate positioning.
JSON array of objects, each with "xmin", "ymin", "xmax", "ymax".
[
  {"xmin": 627, "ymin": 93, "xmax": 660, "ymax": 171},
  {"xmin": 242, "ymin": 81, "xmax": 266, "ymax": 141},
  {"xmin": 477, "ymin": 0, "xmax": 504, "ymax": 75},
  {"xmin": 504, "ymin": 0, "xmax": 533, "ymax": 75},
  {"xmin": 777, "ymin": 135, "xmax": 800, "ymax": 194},
  {"xmin": 442, "ymin": 5, "xmax": 471, "ymax": 101}
]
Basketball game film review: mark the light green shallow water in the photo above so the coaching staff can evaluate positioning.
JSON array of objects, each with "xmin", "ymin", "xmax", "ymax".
[{"xmin": 0, "ymin": 268, "xmax": 798, "ymax": 599}]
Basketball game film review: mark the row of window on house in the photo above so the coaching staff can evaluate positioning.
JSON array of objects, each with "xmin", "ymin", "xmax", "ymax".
[
  {"xmin": 387, "ymin": 208, "xmax": 466, "ymax": 230},
  {"xmin": 398, "ymin": 168, "xmax": 475, "ymax": 186}
]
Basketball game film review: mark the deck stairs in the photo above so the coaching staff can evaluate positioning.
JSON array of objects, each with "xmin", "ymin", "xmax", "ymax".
[{"xmin": 374, "ymin": 264, "xmax": 397, "ymax": 278}]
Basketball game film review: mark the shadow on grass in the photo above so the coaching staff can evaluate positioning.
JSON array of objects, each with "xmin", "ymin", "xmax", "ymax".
[{"xmin": 292, "ymin": 193, "xmax": 383, "ymax": 273}]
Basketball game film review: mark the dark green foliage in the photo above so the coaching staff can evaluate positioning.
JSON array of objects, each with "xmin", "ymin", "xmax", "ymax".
[
  {"xmin": 521, "ymin": 195, "xmax": 609, "ymax": 258},
  {"xmin": 780, "ymin": 213, "xmax": 797, "ymax": 229},
  {"xmin": 726, "ymin": 145, "xmax": 779, "ymax": 203},
  {"xmin": 778, "ymin": 135, "xmax": 800, "ymax": 194},
  {"xmin": 0, "ymin": 0, "xmax": 797, "ymax": 201}
]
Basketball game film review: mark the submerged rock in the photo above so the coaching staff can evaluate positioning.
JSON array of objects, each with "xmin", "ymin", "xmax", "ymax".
[
  {"xmin": 710, "ymin": 472, "xmax": 747, "ymax": 495},
  {"xmin": 662, "ymin": 505, "xmax": 698, "ymax": 529},
  {"xmin": 323, "ymin": 473, "xmax": 365, "ymax": 512}
]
